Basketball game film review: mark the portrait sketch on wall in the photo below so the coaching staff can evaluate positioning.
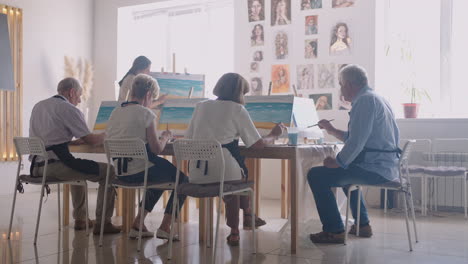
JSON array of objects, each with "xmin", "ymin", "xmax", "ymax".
[
  {"xmin": 251, "ymin": 24, "xmax": 264, "ymax": 47},
  {"xmin": 310, "ymin": 93, "xmax": 333, "ymax": 110},
  {"xmin": 250, "ymin": 62, "xmax": 260, "ymax": 73},
  {"xmin": 330, "ymin": 22, "xmax": 352, "ymax": 56},
  {"xmin": 318, "ymin": 63, "xmax": 336, "ymax": 89},
  {"xmin": 305, "ymin": 39, "xmax": 318, "ymax": 59},
  {"xmin": 296, "ymin": 64, "xmax": 314, "ymax": 90},
  {"xmin": 305, "ymin": 15, "xmax": 318, "ymax": 35},
  {"xmin": 274, "ymin": 31, "xmax": 289, "ymax": 60},
  {"xmin": 271, "ymin": 0, "xmax": 291, "ymax": 26},
  {"xmin": 253, "ymin": 50, "xmax": 264, "ymax": 62},
  {"xmin": 271, "ymin": 64, "xmax": 290, "ymax": 93},
  {"xmin": 332, "ymin": 0, "xmax": 355, "ymax": 8},
  {"xmin": 248, "ymin": 0, "xmax": 265, "ymax": 22},
  {"xmin": 250, "ymin": 77, "xmax": 263, "ymax": 95}
]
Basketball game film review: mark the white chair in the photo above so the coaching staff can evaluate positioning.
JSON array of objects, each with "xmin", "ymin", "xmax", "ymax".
[
  {"xmin": 397, "ymin": 139, "xmax": 432, "ymax": 215},
  {"xmin": 8, "ymin": 137, "xmax": 89, "ymax": 245},
  {"xmin": 168, "ymin": 139, "xmax": 256, "ymax": 262},
  {"xmin": 100, "ymin": 138, "xmax": 180, "ymax": 251},
  {"xmin": 344, "ymin": 140, "xmax": 418, "ymax": 251},
  {"xmin": 425, "ymin": 138, "xmax": 468, "ymax": 218}
]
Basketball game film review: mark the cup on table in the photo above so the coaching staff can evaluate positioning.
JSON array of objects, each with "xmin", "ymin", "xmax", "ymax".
[{"xmin": 287, "ymin": 127, "xmax": 298, "ymax": 146}]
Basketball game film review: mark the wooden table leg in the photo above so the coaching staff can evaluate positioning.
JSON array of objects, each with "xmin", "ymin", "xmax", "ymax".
[
  {"xmin": 63, "ymin": 184, "xmax": 70, "ymax": 226},
  {"xmin": 281, "ymin": 160, "xmax": 288, "ymax": 219},
  {"xmin": 116, "ymin": 188, "xmax": 123, "ymax": 217},
  {"xmin": 289, "ymin": 157, "xmax": 298, "ymax": 254},
  {"xmin": 122, "ymin": 189, "xmax": 136, "ymax": 233}
]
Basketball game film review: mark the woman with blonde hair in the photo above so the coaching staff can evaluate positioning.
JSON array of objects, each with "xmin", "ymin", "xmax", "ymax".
[
  {"xmin": 107, "ymin": 74, "xmax": 188, "ymax": 240},
  {"xmin": 186, "ymin": 73, "xmax": 285, "ymax": 246}
]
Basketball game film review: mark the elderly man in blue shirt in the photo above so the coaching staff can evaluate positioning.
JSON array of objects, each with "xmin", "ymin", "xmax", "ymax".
[{"xmin": 308, "ymin": 64, "xmax": 400, "ymax": 244}]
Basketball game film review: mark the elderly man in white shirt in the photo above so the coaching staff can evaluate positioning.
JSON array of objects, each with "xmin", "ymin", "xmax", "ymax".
[{"xmin": 29, "ymin": 77, "xmax": 120, "ymax": 234}]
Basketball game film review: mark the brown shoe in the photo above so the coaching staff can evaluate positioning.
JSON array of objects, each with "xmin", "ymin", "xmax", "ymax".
[
  {"xmin": 348, "ymin": 224, "xmax": 373, "ymax": 238},
  {"xmin": 226, "ymin": 233, "xmax": 240, "ymax": 246},
  {"xmin": 74, "ymin": 219, "xmax": 94, "ymax": 231},
  {"xmin": 309, "ymin": 231, "xmax": 345, "ymax": 244},
  {"xmin": 93, "ymin": 222, "xmax": 122, "ymax": 235},
  {"xmin": 243, "ymin": 214, "xmax": 266, "ymax": 230}
]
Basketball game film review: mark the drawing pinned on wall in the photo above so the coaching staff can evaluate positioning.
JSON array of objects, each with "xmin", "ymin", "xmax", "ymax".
[
  {"xmin": 305, "ymin": 39, "xmax": 318, "ymax": 59},
  {"xmin": 330, "ymin": 22, "xmax": 352, "ymax": 56},
  {"xmin": 251, "ymin": 24, "xmax": 264, "ymax": 46},
  {"xmin": 248, "ymin": 0, "xmax": 265, "ymax": 22},
  {"xmin": 250, "ymin": 62, "xmax": 260, "ymax": 73},
  {"xmin": 253, "ymin": 50, "xmax": 264, "ymax": 61},
  {"xmin": 332, "ymin": 0, "xmax": 355, "ymax": 8},
  {"xmin": 158, "ymin": 98, "xmax": 207, "ymax": 136},
  {"xmin": 310, "ymin": 93, "xmax": 333, "ymax": 110},
  {"xmin": 149, "ymin": 72, "xmax": 205, "ymax": 98},
  {"xmin": 274, "ymin": 31, "xmax": 289, "ymax": 60},
  {"xmin": 271, "ymin": 0, "xmax": 291, "ymax": 26},
  {"xmin": 301, "ymin": 0, "xmax": 322, "ymax": 10},
  {"xmin": 93, "ymin": 101, "xmax": 119, "ymax": 132},
  {"xmin": 271, "ymin": 64, "xmax": 290, "ymax": 93},
  {"xmin": 245, "ymin": 95, "xmax": 294, "ymax": 129},
  {"xmin": 318, "ymin": 63, "xmax": 336, "ymax": 89},
  {"xmin": 296, "ymin": 64, "xmax": 314, "ymax": 90},
  {"xmin": 250, "ymin": 77, "xmax": 263, "ymax": 95},
  {"xmin": 305, "ymin": 15, "xmax": 318, "ymax": 35}
]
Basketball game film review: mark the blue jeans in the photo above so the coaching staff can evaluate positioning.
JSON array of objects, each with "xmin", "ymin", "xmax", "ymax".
[
  {"xmin": 118, "ymin": 156, "xmax": 188, "ymax": 214},
  {"xmin": 307, "ymin": 165, "xmax": 389, "ymax": 233}
]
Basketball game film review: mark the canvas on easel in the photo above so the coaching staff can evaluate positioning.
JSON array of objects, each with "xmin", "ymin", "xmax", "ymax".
[
  {"xmin": 93, "ymin": 101, "xmax": 119, "ymax": 133},
  {"xmin": 157, "ymin": 98, "xmax": 207, "ymax": 136},
  {"xmin": 149, "ymin": 72, "xmax": 205, "ymax": 98}
]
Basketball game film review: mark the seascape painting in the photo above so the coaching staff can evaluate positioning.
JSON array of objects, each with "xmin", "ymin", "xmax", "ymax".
[
  {"xmin": 149, "ymin": 72, "xmax": 205, "ymax": 98},
  {"xmin": 158, "ymin": 98, "xmax": 207, "ymax": 135},
  {"xmin": 245, "ymin": 95, "xmax": 294, "ymax": 129},
  {"xmin": 93, "ymin": 101, "xmax": 119, "ymax": 132}
]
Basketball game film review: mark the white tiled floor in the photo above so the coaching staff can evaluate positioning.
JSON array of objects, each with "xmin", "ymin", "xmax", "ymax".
[{"xmin": 1, "ymin": 190, "xmax": 468, "ymax": 263}]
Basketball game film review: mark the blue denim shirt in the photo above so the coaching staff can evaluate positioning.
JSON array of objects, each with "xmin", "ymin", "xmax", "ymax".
[{"xmin": 336, "ymin": 86, "xmax": 400, "ymax": 181}]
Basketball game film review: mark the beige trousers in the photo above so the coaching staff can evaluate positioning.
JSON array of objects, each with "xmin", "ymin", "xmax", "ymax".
[{"xmin": 33, "ymin": 162, "xmax": 116, "ymax": 223}]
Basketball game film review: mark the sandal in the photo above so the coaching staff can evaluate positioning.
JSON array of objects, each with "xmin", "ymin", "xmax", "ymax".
[
  {"xmin": 226, "ymin": 233, "xmax": 240, "ymax": 246},
  {"xmin": 243, "ymin": 214, "xmax": 266, "ymax": 230}
]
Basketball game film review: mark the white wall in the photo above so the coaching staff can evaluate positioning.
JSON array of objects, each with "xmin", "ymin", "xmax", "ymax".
[{"xmin": 0, "ymin": 0, "xmax": 94, "ymax": 195}]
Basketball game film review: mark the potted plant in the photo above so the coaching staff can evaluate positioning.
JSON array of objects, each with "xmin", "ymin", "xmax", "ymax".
[{"xmin": 402, "ymin": 84, "xmax": 431, "ymax": 118}]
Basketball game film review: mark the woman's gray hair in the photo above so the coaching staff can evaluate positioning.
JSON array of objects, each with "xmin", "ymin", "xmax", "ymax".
[
  {"xmin": 339, "ymin": 64, "xmax": 368, "ymax": 88},
  {"xmin": 57, "ymin": 77, "xmax": 82, "ymax": 94}
]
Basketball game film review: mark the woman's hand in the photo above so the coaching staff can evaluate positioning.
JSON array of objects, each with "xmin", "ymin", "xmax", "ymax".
[
  {"xmin": 150, "ymin": 93, "xmax": 169, "ymax": 108},
  {"xmin": 161, "ymin": 130, "xmax": 173, "ymax": 141}
]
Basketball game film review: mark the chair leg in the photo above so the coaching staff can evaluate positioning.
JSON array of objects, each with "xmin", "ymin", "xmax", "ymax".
[
  {"xmin": 344, "ymin": 187, "xmax": 351, "ymax": 245},
  {"xmin": 168, "ymin": 193, "xmax": 179, "ymax": 260},
  {"xmin": 84, "ymin": 184, "xmax": 89, "ymax": 236},
  {"xmin": 402, "ymin": 192, "xmax": 413, "ymax": 251},
  {"xmin": 434, "ymin": 178, "xmax": 438, "ymax": 212},
  {"xmin": 34, "ymin": 185, "xmax": 47, "ymax": 245},
  {"xmin": 384, "ymin": 188, "xmax": 388, "ymax": 214},
  {"xmin": 57, "ymin": 184, "xmax": 61, "ymax": 231},
  {"xmin": 137, "ymin": 189, "xmax": 147, "ymax": 252},
  {"xmin": 177, "ymin": 200, "xmax": 182, "ymax": 238},
  {"xmin": 356, "ymin": 187, "xmax": 361, "ymax": 237},
  {"xmin": 408, "ymin": 188, "xmax": 418, "ymax": 243},
  {"xmin": 99, "ymin": 168, "xmax": 111, "ymax": 247},
  {"xmin": 8, "ymin": 180, "xmax": 20, "ymax": 240},
  {"xmin": 251, "ymin": 189, "xmax": 256, "ymax": 254},
  {"xmin": 212, "ymin": 195, "xmax": 222, "ymax": 263},
  {"xmin": 464, "ymin": 176, "xmax": 467, "ymax": 219}
]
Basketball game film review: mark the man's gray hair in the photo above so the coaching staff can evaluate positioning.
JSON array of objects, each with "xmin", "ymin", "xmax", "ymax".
[
  {"xmin": 339, "ymin": 64, "xmax": 368, "ymax": 88},
  {"xmin": 57, "ymin": 77, "xmax": 82, "ymax": 94}
]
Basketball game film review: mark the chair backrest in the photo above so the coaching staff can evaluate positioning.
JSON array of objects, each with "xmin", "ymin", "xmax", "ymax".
[
  {"xmin": 13, "ymin": 137, "xmax": 48, "ymax": 158},
  {"xmin": 399, "ymin": 139, "xmax": 416, "ymax": 185},
  {"xmin": 173, "ymin": 139, "xmax": 225, "ymax": 182},
  {"xmin": 104, "ymin": 138, "xmax": 148, "ymax": 176},
  {"xmin": 400, "ymin": 138, "xmax": 431, "ymax": 166},
  {"xmin": 433, "ymin": 138, "xmax": 468, "ymax": 153}
]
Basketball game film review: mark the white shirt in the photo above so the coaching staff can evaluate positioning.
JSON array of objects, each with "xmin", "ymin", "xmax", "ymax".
[
  {"xmin": 29, "ymin": 95, "xmax": 90, "ymax": 160},
  {"xmin": 118, "ymin": 74, "xmax": 135, "ymax": 102},
  {"xmin": 106, "ymin": 103, "xmax": 157, "ymax": 175},
  {"xmin": 185, "ymin": 100, "xmax": 262, "ymax": 184}
]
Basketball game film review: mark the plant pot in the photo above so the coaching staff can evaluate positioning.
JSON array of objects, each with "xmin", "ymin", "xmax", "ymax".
[{"xmin": 403, "ymin": 103, "xmax": 420, "ymax": 118}]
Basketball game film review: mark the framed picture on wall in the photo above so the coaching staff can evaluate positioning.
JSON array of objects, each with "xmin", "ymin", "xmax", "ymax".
[
  {"xmin": 330, "ymin": 22, "xmax": 352, "ymax": 56},
  {"xmin": 248, "ymin": 0, "xmax": 265, "ymax": 22},
  {"xmin": 271, "ymin": 0, "xmax": 291, "ymax": 26},
  {"xmin": 271, "ymin": 64, "xmax": 290, "ymax": 93}
]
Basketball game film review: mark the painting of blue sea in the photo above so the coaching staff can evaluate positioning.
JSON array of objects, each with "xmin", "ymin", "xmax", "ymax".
[
  {"xmin": 93, "ymin": 101, "xmax": 119, "ymax": 132},
  {"xmin": 159, "ymin": 107, "xmax": 195, "ymax": 124},
  {"xmin": 150, "ymin": 72, "xmax": 205, "ymax": 98},
  {"xmin": 245, "ymin": 95, "xmax": 294, "ymax": 126}
]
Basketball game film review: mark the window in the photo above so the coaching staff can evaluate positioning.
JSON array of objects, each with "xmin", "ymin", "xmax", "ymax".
[{"xmin": 117, "ymin": 0, "xmax": 234, "ymax": 98}]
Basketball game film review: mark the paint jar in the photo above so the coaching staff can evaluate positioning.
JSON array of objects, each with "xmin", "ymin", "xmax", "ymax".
[{"xmin": 287, "ymin": 127, "xmax": 298, "ymax": 146}]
